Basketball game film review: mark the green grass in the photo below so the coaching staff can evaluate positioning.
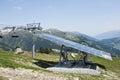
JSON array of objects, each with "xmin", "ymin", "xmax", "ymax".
[
  {"xmin": 0, "ymin": 50, "xmax": 120, "ymax": 80},
  {"xmin": 0, "ymin": 50, "xmax": 40, "ymax": 70},
  {"xmin": 34, "ymin": 52, "xmax": 120, "ymax": 79},
  {"xmin": 89, "ymin": 55, "xmax": 120, "ymax": 77}
]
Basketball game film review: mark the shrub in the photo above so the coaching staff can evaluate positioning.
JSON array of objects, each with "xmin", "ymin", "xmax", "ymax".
[{"xmin": 39, "ymin": 47, "xmax": 52, "ymax": 54}]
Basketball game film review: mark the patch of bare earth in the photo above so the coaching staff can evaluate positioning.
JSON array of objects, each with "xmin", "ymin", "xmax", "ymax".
[{"xmin": 0, "ymin": 67, "xmax": 68, "ymax": 80}]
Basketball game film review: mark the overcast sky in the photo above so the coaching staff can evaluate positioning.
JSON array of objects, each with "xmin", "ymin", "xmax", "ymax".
[{"xmin": 0, "ymin": 0, "xmax": 120, "ymax": 36}]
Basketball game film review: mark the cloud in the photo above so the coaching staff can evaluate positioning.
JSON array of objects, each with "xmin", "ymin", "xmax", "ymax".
[{"xmin": 14, "ymin": 6, "xmax": 23, "ymax": 10}]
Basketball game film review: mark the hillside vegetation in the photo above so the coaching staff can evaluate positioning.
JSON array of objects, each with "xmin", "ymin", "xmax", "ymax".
[{"xmin": 0, "ymin": 50, "xmax": 120, "ymax": 80}]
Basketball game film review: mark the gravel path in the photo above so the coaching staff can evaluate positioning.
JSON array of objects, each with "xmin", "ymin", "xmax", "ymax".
[{"xmin": 0, "ymin": 67, "xmax": 68, "ymax": 80}]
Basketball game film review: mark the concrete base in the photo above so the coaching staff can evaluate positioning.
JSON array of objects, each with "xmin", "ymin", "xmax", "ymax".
[
  {"xmin": 46, "ymin": 60, "xmax": 100, "ymax": 75},
  {"xmin": 47, "ymin": 67, "xmax": 100, "ymax": 75}
]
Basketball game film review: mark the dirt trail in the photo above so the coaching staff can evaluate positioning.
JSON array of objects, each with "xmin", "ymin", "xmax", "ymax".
[{"xmin": 0, "ymin": 67, "xmax": 68, "ymax": 80}]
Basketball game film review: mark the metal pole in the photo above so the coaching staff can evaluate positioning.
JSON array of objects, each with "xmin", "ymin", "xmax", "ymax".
[
  {"xmin": 32, "ymin": 32, "xmax": 35, "ymax": 58},
  {"xmin": 32, "ymin": 44, "xmax": 35, "ymax": 58}
]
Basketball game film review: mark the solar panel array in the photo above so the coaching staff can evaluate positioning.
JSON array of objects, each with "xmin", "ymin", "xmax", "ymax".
[{"xmin": 36, "ymin": 33, "xmax": 112, "ymax": 60}]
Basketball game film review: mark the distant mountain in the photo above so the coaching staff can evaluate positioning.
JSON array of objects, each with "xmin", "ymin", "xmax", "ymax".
[
  {"xmin": 95, "ymin": 30, "xmax": 120, "ymax": 40},
  {"xmin": 44, "ymin": 29, "xmax": 98, "ymax": 41},
  {"xmin": 0, "ymin": 28, "xmax": 120, "ymax": 57},
  {"xmin": 101, "ymin": 37, "xmax": 120, "ymax": 50},
  {"xmin": 95, "ymin": 30, "xmax": 120, "ymax": 51},
  {"xmin": 71, "ymin": 32, "xmax": 98, "ymax": 41}
]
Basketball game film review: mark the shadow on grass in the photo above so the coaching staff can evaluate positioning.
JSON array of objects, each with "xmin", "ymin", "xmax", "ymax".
[
  {"xmin": 95, "ymin": 63, "xmax": 106, "ymax": 70},
  {"xmin": 33, "ymin": 59, "xmax": 106, "ymax": 70},
  {"xmin": 34, "ymin": 59, "xmax": 58, "ymax": 68},
  {"xmin": 87, "ymin": 62, "xmax": 106, "ymax": 70}
]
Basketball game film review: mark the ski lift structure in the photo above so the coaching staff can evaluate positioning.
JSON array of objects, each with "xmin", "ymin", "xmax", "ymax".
[
  {"xmin": 0, "ymin": 23, "xmax": 42, "ymax": 58},
  {"xmin": 0, "ymin": 23, "xmax": 42, "ymax": 37},
  {"xmin": 0, "ymin": 26, "xmax": 19, "ymax": 38}
]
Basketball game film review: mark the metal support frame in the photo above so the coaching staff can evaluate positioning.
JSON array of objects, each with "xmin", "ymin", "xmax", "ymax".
[
  {"xmin": 59, "ymin": 45, "xmax": 68, "ymax": 62},
  {"xmin": 82, "ymin": 51, "xmax": 88, "ymax": 65},
  {"xmin": 59, "ymin": 45, "xmax": 88, "ymax": 66}
]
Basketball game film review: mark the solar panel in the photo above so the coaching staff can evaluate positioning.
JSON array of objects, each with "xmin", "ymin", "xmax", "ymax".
[{"xmin": 36, "ymin": 33, "xmax": 112, "ymax": 60}]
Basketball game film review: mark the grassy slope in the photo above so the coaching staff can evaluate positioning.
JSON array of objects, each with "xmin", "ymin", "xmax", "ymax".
[
  {"xmin": 0, "ymin": 50, "xmax": 42, "ymax": 70},
  {"xmin": 0, "ymin": 50, "xmax": 120, "ymax": 80}
]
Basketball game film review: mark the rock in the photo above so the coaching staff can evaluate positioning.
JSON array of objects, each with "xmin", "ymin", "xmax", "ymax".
[{"xmin": 15, "ymin": 48, "xmax": 24, "ymax": 54}]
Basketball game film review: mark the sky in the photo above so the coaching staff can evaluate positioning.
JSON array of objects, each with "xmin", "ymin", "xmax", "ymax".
[{"xmin": 0, "ymin": 0, "xmax": 120, "ymax": 36}]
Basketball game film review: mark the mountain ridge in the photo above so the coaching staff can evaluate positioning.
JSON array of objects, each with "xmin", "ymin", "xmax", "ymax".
[
  {"xmin": 101, "ymin": 37, "xmax": 120, "ymax": 50},
  {"xmin": 95, "ymin": 30, "xmax": 120, "ymax": 40}
]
